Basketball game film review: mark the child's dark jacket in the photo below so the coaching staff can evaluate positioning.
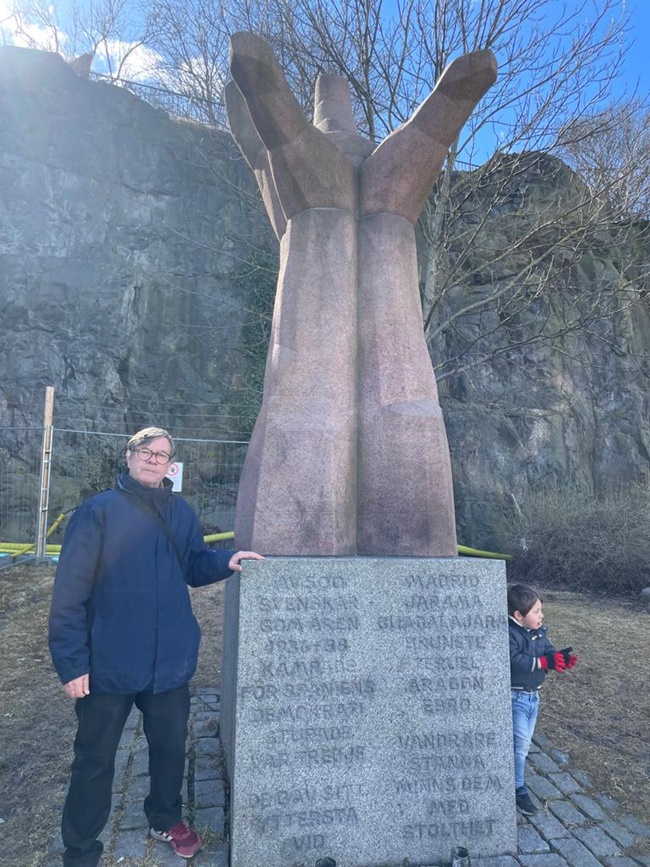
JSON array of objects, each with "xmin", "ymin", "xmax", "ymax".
[{"xmin": 509, "ymin": 618, "xmax": 556, "ymax": 692}]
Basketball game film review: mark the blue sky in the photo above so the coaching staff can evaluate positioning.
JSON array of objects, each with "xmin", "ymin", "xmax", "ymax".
[{"xmin": 620, "ymin": 2, "xmax": 650, "ymax": 98}]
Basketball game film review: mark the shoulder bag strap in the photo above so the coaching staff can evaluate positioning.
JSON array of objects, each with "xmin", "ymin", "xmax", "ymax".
[{"xmin": 115, "ymin": 488, "xmax": 184, "ymax": 567}]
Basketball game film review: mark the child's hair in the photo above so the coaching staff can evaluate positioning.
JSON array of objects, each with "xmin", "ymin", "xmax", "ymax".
[{"xmin": 507, "ymin": 583, "xmax": 541, "ymax": 617}]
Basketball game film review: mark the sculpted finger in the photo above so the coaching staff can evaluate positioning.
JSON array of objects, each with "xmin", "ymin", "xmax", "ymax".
[
  {"xmin": 229, "ymin": 32, "xmax": 310, "ymax": 150},
  {"xmin": 226, "ymin": 80, "xmax": 286, "ymax": 239},
  {"xmin": 361, "ymin": 49, "xmax": 498, "ymax": 221}
]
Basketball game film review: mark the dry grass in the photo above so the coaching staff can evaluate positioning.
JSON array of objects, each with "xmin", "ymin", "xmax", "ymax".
[
  {"xmin": 0, "ymin": 566, "xmax": 227, "ymax": 867},
  {"xmin": 537, "ymin": 588, "xmax": 650, "ymax": 818},
  {"xmin": 0, "ymin": 565, "xmax": 648, "ymax": 867}
]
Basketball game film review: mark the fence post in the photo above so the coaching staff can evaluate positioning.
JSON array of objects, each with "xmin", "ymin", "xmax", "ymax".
[{"xmin": 35, "ymin": 386, "xmax": 54, "ymax": 559}]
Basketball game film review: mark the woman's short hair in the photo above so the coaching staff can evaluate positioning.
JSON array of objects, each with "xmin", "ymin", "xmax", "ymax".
[
  {"xmin": 126, "ymin": 427, "xmax": 175, "ymax": 458},
  {"xmin": 507, "ymin": 583, "xmax": 541, "ymax": 617}
]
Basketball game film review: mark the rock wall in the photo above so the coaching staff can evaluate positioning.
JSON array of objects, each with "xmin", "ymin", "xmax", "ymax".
[
  {"xmin": 1, "ymin": 47, "xmax": 649, "ymax": 548},
  {"xmin": 0, "ymin": 46, "xmax": 266, "ymax": 439},
  {"xmin": 432, "ymin": 154, "xmax": 650, "ymax": 546}
]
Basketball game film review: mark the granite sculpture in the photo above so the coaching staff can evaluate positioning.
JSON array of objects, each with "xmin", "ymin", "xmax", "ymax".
[{"xmin": 226, "ymin": 33, "xmax": 497, "ymax": 556}]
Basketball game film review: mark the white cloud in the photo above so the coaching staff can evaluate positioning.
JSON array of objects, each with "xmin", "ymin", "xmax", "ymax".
[
  {"xmin": 0, "ymin": 1, "xmax": 18, "ymax": 44},
  {"xmin": 93, "ymin": 39, "xmax": 162, "ymax": 81},
  {"xmin": 0, "ymin": 12, "xmax": 163, "ymax": 82},
  {"xmin": 0, "ymin": 2, "xmax": 68, "ymax": 52},
  {"xmin": 10, "ymin": 20, "xmax": 67, "ymax": 51}
]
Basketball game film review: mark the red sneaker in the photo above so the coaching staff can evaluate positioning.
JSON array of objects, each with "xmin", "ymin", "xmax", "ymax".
[{"xmin": 150, "ymin": 821, "xmax": 203, "ymax": 859}]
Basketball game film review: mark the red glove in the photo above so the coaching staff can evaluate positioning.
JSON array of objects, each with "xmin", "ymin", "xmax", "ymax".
[
  {"xmin": 559, "ymin": 647, "xmax": 578, "ymax": 669},
  {"xmin": 539, "ymin": 652, "xmax": 567, "ymax": 671}
]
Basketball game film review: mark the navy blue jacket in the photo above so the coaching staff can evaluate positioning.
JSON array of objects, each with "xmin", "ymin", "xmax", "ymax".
[
  {"xmin": 509, "ymin": 618, "xmax": 556, "ymax": 692},
  {"xmin": 49, "ymin": 471, "xmax": 235, "ymax": 695}
]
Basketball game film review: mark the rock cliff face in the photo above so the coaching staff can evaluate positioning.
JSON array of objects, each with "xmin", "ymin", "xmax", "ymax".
[
  {"xmin": 431, "ymin": 154, "xmax": 650, "ymax": 545},
  {"xmin": 0, "ymin": 46, "xmax": 266, "ymax": 440},
  {"xmin": 1, "ymin": 47, "xmax": 649, "ymax": 547}
]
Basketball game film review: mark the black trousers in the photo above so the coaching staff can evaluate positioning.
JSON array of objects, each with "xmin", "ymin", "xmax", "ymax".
[{"xmin": 61, "ymin": 683, "xmax": 190, "ymax": 867}]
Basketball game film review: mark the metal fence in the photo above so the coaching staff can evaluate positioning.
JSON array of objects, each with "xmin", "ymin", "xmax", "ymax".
[{"xmin": 0, "ymin": 425, "xmax": 248, "ymax": 555}]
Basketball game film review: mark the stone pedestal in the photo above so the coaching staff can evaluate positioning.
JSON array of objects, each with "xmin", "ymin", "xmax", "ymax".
[{"xmin": 221, "ymin": 557, "xmax": 516, "ymax": 867}]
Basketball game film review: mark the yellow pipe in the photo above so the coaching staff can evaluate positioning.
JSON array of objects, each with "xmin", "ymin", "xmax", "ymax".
[
  {"xmin": 2, "ymin": 534, "xmax": 509, "ymax": 561},
  {"xmin": 1, "ymin": 544, "xmax": 44, "ymax": 551},
  {"xmin": 204, "ymin": 531, "xmax": 235, "ymax": 543},
  {"xmin": 2, "ymin": 513, "xmax": 68, "ymax": 557},
  {"xmin": 1, "ymin": 544, "xmax": 62, "ymax": 553},
  {"xmin": 10, "ymin": 541, "xmax": 38, "ymax": 556},
  {"xmin": 47, "ymin": 512, "xmax": 67, "ymax": 537},
  {"xmin": 457, "ymin": 544, "xmax": 511, "ymax": 560},
  {"xmin": 1, "ymin": 531, "xmax": 234, "ymax": 556}
]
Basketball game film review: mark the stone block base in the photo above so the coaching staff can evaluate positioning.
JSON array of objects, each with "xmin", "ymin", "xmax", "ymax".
[{"xmin": 222, "ymin": 557, "xmax": 517, "ymax": 867}]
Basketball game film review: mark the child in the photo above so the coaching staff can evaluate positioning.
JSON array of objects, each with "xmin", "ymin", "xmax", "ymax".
[{"xmin": 508, "ymin": 583, "xmax": 578, "ymax": 815}]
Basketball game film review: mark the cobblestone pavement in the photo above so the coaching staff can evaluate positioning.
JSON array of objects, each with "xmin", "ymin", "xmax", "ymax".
[{"xmin": 51, "ymin": 687, "xmax": 650, "ymax": 867}]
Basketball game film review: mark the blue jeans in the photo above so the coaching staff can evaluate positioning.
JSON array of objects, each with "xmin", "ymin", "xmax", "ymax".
[{"xmin": 511, "ymin": 689, "xmax": 539, "ymax": 791}]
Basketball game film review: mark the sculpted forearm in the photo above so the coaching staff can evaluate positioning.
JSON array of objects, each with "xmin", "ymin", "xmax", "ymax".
[{"xmin": 228, "ymin": 34, "xmax": 497, "ymax": 555}]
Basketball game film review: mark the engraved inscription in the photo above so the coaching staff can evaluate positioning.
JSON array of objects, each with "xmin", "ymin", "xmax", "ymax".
[
  {"xmin": 289, "ymin": 834, "xmax": 325, "ymax": 853},
  {"xmin": 250, "ymin": 782, "xmax": 365, "ymax": 810},
  {"xmin": 398, "ymin": 731, "xmax": 497, "ymax": 749},
  {"xmin": 259, "ymin": 657, "xmax": 357, "ymax": 678},
  {"xmin": 240, "ymin": 678, "xmax": 376, "ymax": 703},
  {"xmin": 407, "ymin": 675, "xmax": 485, "ymax": 692},
  {"xmin": 248, "ymin": 700, "xmax": 365, "ymax": 724},
  {"xmin": 404, "ymin": 753, "xmax": 486, "ymax": 773},
  {"xmin": 257, "ymin": 594, "xmax": 360, "ymax": 612},
  {"xmin": 263, "ymin": 638, "xmax": 350, "ymax": 654},
  {"xmin": 404, "ymin": 593, "xmax": 482, "ymax": 610},
  {"xmin": 394, "ymin": 731, "xmax": 505, "ymax": 808},
  {"xmin": 396, "ymin": 775, "xmax": 504, "ymax": 795},
  {"xmin": 268, "ymin": 724, "xmax": 355, "ymax": 746},
  {"xmin": 255, "ymin": 805, "xmax": 360, "ymax": 834},
  {"xmin": 260, "ymin": 615, "xmax": 360, "ymax": 632},
  {"xmin": 423, "ymin": 697, "xmax": 472, "ymax": 715},
  {"xmin": 413, "ymin": 656, "xmax": 481, "ymax": 671},
  {"xmin": 403, "ymin": 819, "xmax": 497, "ymax": 840},
  {"xmin": 250, "ymin": 745, "xmax": 366, "ymax": 772},
  {"xmin": 405, "ymin": 635, "xmax": 486, "ymax": 651},
  {"xmin": 274, "ymin": 573, "xmax": 350, "ymax": 591},
  {"xmin": 426, "ymin": 798, "xmax": 470, "ymax": 815},
  {"xmin": 250, "ymin": 783, "xmax": 367, "ymax": 855},
  {"xmin": 378, "ymin": 613, "xmax": 506, "ymax": 630},
  {"xmin": 234, "ymin": 560, "xmax": 513, "ymax": 864},
  {"xmin": 404, "ymin": 573, "xmax": 481, "ymax": 589}
]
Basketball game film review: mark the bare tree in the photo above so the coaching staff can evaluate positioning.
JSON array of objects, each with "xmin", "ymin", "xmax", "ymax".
[
  {"xmin": 10, "ymin": 0, "xmax": 68, "ymax": 53},
  {"xmin": 14, "ymin": 0, "xmax": 644, "ymax": 386},
  {"xmin": 11, "ymin": 0, "xmax": 157, "ymax": 81},
  {"xmin": 254, "ymin": 1, "xmax": 646, "ymax": 384},
  {"xmin": 555, "ymin": 98, "xmax": 650, "ymax": 221},
  {"xmin": 136, "ymin": 0, "xmax": 649, "ymax": 399},
  {"xmin": 421, "ymin": 151, "xmax": 646, "ymax": 383},
  {"xmin": 140, "ymin": 0, "xmax": 231, "ymax": 125}
]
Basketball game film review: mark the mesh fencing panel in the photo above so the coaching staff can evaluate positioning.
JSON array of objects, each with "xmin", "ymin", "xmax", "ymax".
[
  {"xmin": 0, "ymin": 426, "xmax": 44, "ymax": 546},
  {"xmin": 0, "ymin": 426, "xmax": 249, "ymax": 548}
]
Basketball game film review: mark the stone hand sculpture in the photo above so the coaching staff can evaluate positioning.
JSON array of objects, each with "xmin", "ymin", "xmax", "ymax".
[{"xmin": 227, "ymin": 32, "xmax": 497, "ymax": 556}]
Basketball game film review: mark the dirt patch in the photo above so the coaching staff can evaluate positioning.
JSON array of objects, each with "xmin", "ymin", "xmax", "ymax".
[
  {"xmin": 0, "ymin": 566, "xmax": 226, "ymax": 867},
  {"xmin": 0, "ymin": 565, "xmax": 648, "ymax": 867},
  {"xmin": 536, "ymin": 588, "xmax": 650, "ymax": 818}
]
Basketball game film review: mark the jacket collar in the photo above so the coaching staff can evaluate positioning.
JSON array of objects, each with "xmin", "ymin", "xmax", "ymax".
[
  {"xmin": 509, "ymin": 615, "xmax": 544, "ymax": 635},
  {"xmin": 117, "ymin": 470, "xmax": 173, "ymax": 507}
]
